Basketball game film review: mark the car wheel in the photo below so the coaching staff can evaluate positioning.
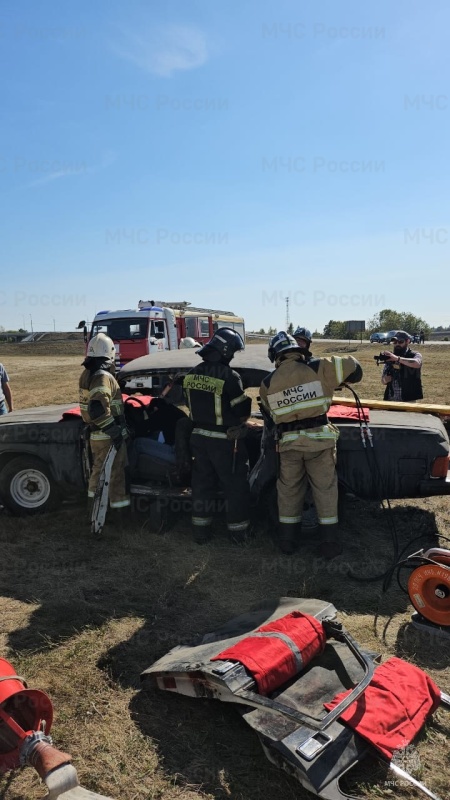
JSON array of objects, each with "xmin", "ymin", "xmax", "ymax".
[{"xmin": 0, "ymin": 456, "xmax": 60, "ymax": 515}]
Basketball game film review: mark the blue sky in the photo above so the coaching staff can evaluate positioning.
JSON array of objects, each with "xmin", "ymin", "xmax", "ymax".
[{"xmin": 1, "ymin": 0, "xmax": 449, "ymax": 333}]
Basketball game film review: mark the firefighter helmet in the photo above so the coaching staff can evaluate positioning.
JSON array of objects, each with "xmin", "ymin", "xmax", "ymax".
[
  {"xmin": 86, "ymin": 333, "xmax": 115, "ymax": 360},
  {"xmin": 293, "ymin": 326, "xmax": 312, "ymax": 346},
  {"xmin": 179, "ymin": 337, "xmax": 198, "ymax": 349},
  {"xmin": 198, "ymin": 327, "xmax": 244, "ymax": 361},
  {"xmin": 268, "ymin": 331, "xmax": 302, "ymax": 363}
]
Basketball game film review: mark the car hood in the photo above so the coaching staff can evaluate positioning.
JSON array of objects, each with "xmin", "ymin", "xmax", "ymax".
[
  {"xmin": 117, "ymin": 344, "xmax": 274, "ymax": 389},
  {"xmin": 0, "ymin": 404, "xmax": 79, "ymax": 425}
]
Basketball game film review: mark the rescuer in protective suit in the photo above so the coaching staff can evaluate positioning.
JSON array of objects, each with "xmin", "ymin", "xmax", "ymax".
[
  {"xmin": 260, "ymin": 331, "xmax": 362, "ymax": 559},
  {"xmin": 79, "ymin": 333, "xmax": 130, "ymax": 523},
  {"xmin": 182, "ymin": 327, "xmax": 252, "ymax": 544},
  {"xmin": 293, "ymin": 326, "xmax": 313, "ymax": 358}
]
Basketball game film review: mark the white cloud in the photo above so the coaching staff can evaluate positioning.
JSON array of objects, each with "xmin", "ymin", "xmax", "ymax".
[
  {"xmin": 26, "ymin": 151, "xmax": 117, "ymax": 188},
  {"xmin": 112, "ymin": 24, "xmax": 208, "ymax": 77}
]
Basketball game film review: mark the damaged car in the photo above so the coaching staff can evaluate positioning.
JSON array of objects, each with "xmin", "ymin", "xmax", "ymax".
[{"xmin": 0, "ymin": 345, "xmax": 449, "ymax": 517}]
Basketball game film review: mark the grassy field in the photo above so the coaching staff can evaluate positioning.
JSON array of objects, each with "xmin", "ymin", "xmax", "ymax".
[{"xmin": 0, "ymin": 341, "xmax": 449, "ymax": 800}]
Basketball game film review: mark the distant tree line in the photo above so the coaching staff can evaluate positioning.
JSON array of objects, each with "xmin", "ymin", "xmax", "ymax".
[
  {"xmin": 320, "ymin": 310, "xmax": 434, "ymax": 340},
  {"xmin": 245, "ymin": 311, "xmax": 450, "ymax": 340}
]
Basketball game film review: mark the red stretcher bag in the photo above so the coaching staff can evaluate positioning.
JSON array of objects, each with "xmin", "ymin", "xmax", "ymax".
[{"xmin": 211, "ymin": 612, "xmax": 326, "ymax": 695}]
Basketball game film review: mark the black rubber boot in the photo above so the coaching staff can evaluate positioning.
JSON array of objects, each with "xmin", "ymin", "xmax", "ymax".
[
  {"xmin": 229, "ymin": 525, "xmax": 252, "ymax": 546},
  {"xmin": 278, "ymin": 522, "xmax": 300, "ymax": 555},
  {"xmin": 107, "ymin": 505, "xmax": 132, "ymax": 532},
  {"xmin": 316, "ymin": 524, "xmax": 343, "ymax": 560},
  {"xmin": 193, "ymin": 524, "xmax": 213, "ymax": 545},
  {"xmin": 86, "ymin": 497, "xmax": 94, "ymax": 524}
]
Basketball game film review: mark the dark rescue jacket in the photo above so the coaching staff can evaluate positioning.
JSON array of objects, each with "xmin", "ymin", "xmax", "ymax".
[{"xmin": 183, "ymin": 359, "xmax": 251, "ymax": 438}]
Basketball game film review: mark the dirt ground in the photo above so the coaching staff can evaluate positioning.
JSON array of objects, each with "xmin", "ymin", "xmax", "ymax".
[{"xmin": 0, "ymin": 341, "xmax": 449, "ymax": 800}]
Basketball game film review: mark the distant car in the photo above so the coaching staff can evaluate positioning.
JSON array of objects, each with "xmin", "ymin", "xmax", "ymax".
[
  {"xmin": 371, "ymin": 330, "xmax": 412, "ymax": 345},
  {"xmin": 369, "ymin": 332, "xmax": 389, "ymax": 343},
  {"xmin": 385, "ymin": 330, "xmax": 419, "ymax": 345},
  {"xmin": 1, "ymin": 346, "xmax": 449, "ymax": 516},
  {"xmin": 386, "ymin": 329, "xmax": 400, "ymax": 342}
]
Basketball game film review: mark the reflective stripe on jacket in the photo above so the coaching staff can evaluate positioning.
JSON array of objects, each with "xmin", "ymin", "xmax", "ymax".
[
  {"xmin": 259, "ymin": 352, "xmax": 361, "ymax": 443},
  {"xmin": 79, "ymin": 368, "xmax": 125, "ymax": 440},
  {"xmin": 183, "ymin": 360, "xmax": 251, "ymax": 433}
]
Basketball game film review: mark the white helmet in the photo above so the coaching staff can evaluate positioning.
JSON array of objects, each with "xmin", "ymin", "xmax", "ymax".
[
  {"xmin": 179, "ymin": 337, "xmax": 198, "ymax": 349},
  {"xmin": 87, "ymin": 333, "xmax": 115, "ymax": 359}
]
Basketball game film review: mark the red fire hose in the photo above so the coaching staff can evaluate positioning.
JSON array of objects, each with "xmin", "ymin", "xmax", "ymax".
[{"xmin": 0, "ymin": 657, "xmax": 114, "ymax": 799}]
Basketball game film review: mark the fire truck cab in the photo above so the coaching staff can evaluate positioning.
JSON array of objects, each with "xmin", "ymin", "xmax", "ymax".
[
  {"xmin": 90, "ymin": 306, "xmax": 178, "ymax": 366},
  {"xmin": 89, "ymin": 301, "xmax": 245, "ymax": 390}
]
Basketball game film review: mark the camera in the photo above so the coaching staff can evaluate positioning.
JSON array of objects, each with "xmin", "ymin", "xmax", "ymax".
[{"xmin": 374, "ymin": 353, "xmax": 389, "ymax": 366}]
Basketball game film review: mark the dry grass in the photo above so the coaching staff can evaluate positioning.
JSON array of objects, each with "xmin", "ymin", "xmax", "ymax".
[{"xmin": 0, "ymin": 341, "xmax": 450, "ymax": 800}]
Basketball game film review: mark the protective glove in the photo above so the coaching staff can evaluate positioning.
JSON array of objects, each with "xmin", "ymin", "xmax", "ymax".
[
  {"xmin": 226, "ymin": 423, "xmax": 248, "ymax": 441},
  {"xmin": 104, "ymin": 422, "xmax": 127, "ymax": 450}
]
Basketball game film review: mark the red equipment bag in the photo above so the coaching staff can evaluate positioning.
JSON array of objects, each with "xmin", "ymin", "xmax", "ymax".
[
  {"xmin": 211, "ymin": 612, "xmax": 326, "ymax": 695},
  {"xmin": 324, "ymin": 656, "xmax": 441, "ymax": 759},
  {"xmin": 328, "ymin": 404, "xmax": 370, "ymax": 420}
]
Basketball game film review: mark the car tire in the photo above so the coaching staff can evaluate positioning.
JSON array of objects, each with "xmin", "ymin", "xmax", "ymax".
[{"xmin": 0, "ymin": 456, "xmax": 60, "ymax": 515}]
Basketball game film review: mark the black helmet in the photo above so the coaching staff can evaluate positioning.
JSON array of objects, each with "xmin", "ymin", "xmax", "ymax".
[
  {"xmin": 293, "ymin": 326, "xmax": 312, "ymax": 346},
  {"xmin": 198, "ymin": 327, "xmax": 244, "ymax": 362},
  {"xmin": 268, "ymin": 331, "xmax": 302, "ymax": 363}
]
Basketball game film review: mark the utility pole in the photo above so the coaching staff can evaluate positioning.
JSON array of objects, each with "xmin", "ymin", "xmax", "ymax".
[
  {"xmin": 29, "ymin": 314, "xmax": 33, "ymax": 333},
  {"xmin": 53, "ymin": 318, "xmax": 56, "ymax": 332},
  {"xmin": 285, "ymin": 296, "xmax": 290, "ymax": 331}
]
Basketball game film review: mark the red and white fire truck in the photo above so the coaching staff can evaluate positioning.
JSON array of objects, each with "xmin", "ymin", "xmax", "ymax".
[{"xmin": 88, "ymin": 300, "xmax": 245, "ymax": 367}]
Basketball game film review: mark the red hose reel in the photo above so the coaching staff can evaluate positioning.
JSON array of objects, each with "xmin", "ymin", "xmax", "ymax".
[
  {"xmin": 0, "ymin": 657, "xmax": 53, "ymax": 772},
  {"xmin": 407, "ymin": 547, "xmax": 450, "ymax": 627}
]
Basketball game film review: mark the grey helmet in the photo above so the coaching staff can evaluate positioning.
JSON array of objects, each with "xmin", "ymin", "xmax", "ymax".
[
  {"xmin": 268, "ymin": 331, "xmax": 302, "ymax": 363},
  {"xmin": 293, "ymin": 326, "xmax": 312, "ymax": 346}
]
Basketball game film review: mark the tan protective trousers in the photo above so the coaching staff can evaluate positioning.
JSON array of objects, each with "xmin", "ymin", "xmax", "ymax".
[
  {"xmin": 277, "ymin": 436, "xmax": 338, "ymax": 526},
  {"xmin": 88, "ymin": 439, "xmax": 130, "ymax": 508}
]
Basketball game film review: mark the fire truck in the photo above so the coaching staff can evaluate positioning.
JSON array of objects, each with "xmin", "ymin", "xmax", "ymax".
[{"xmin": 88, "ymin": 300, "xmax": 245, "ymax": 367}]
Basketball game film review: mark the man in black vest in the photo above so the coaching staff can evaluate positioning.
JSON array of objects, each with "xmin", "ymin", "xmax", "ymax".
[{"xmin": 381, "ymin": 331, "xmax": 423, "ymax": 402}]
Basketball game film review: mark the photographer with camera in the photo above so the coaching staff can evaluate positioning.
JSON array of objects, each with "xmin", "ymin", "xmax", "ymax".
[{"xmin": 379, "ymin": 331, "xmax": 423, "ymax": 402}]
